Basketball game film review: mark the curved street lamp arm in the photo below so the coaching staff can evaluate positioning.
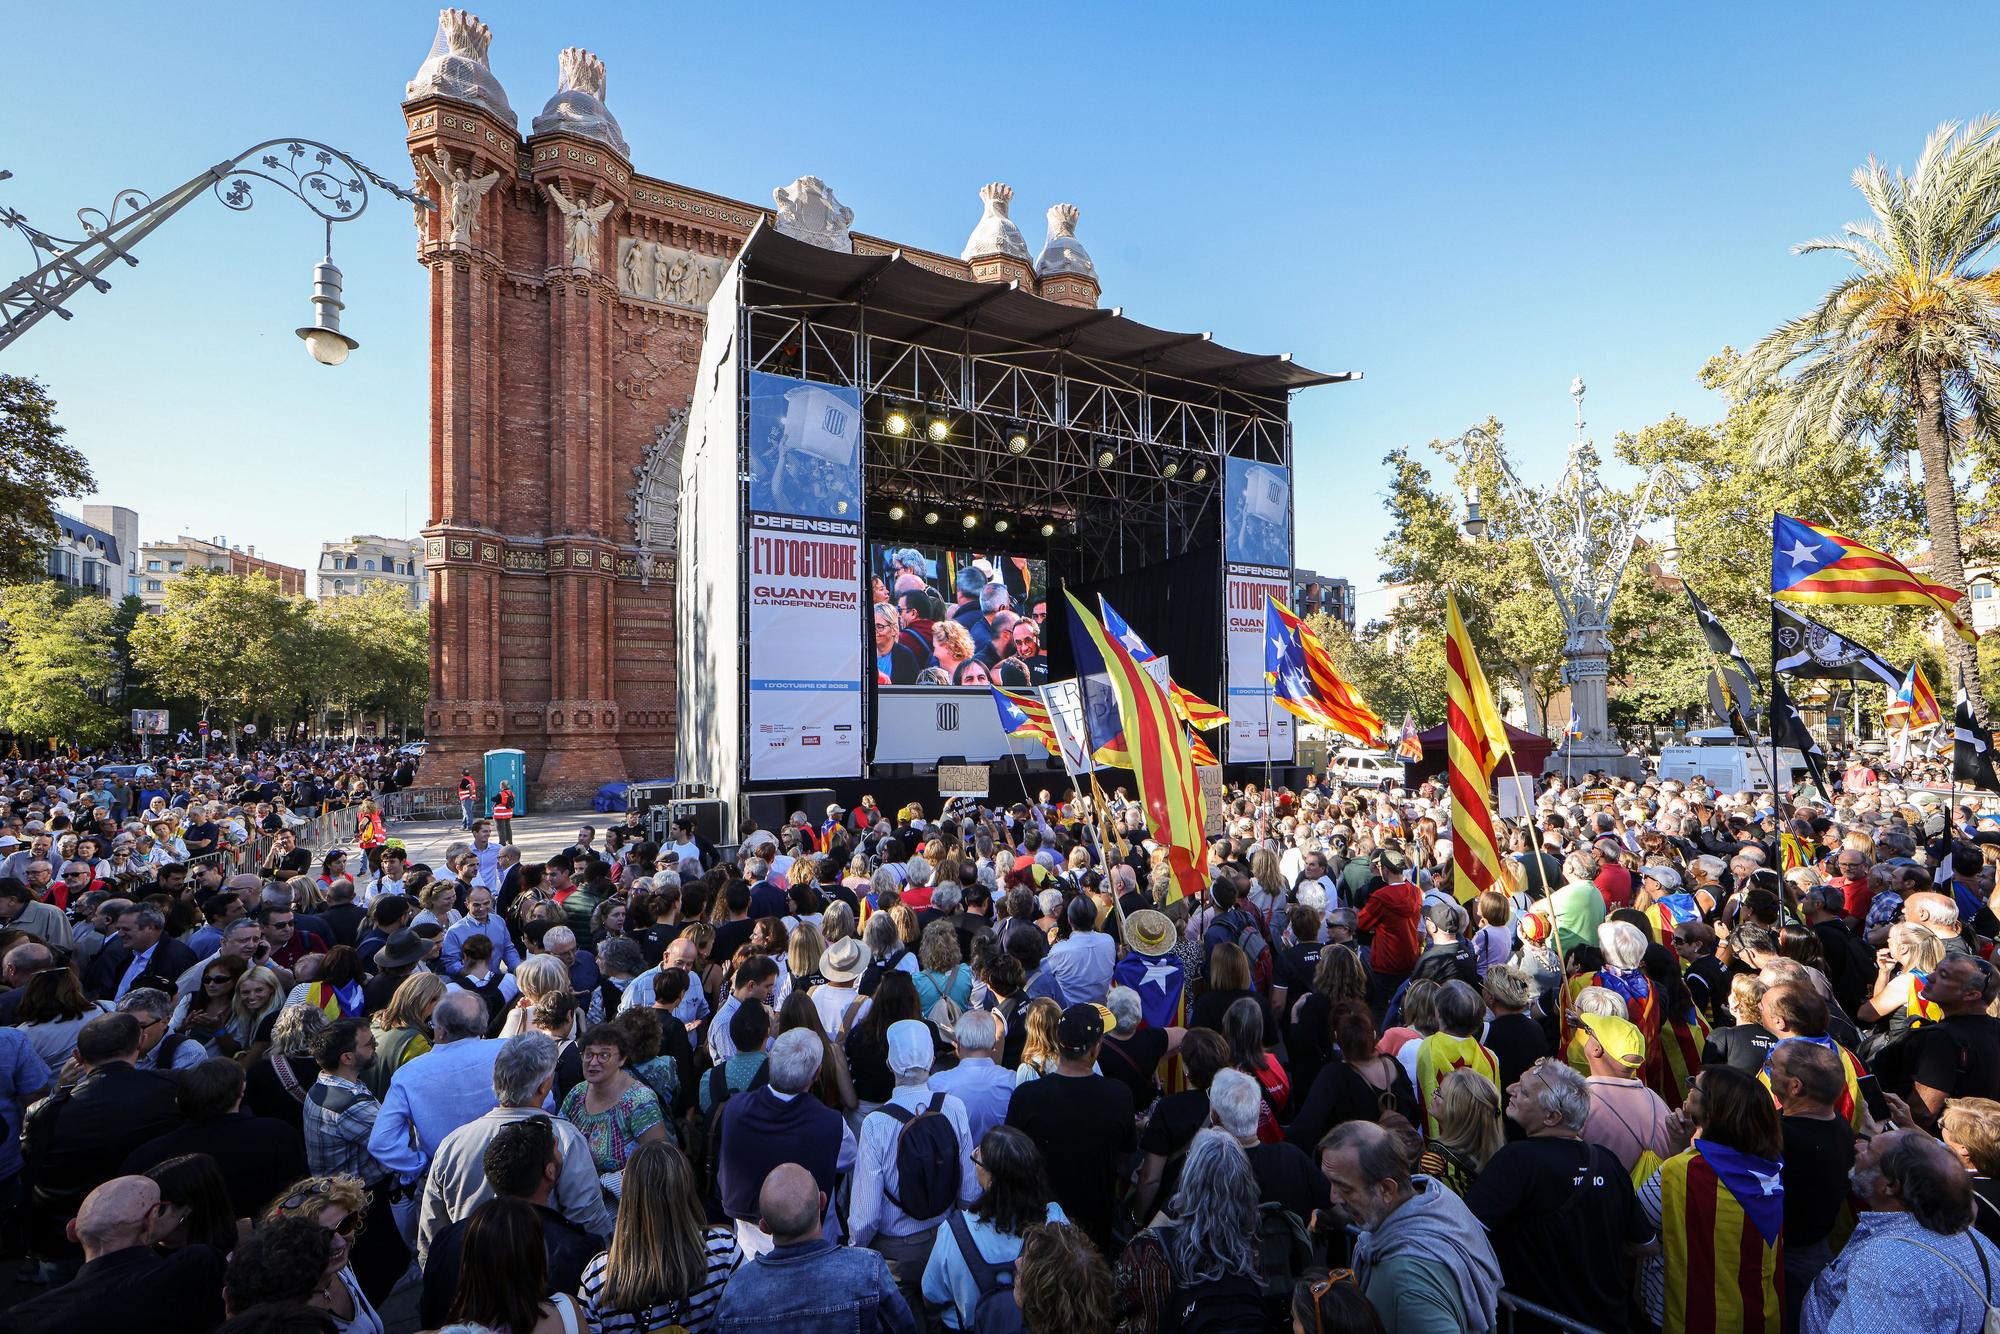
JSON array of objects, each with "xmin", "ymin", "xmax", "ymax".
[{"xmin": 0, "ymin": 138, "xmax": 433, "ymax": 355}]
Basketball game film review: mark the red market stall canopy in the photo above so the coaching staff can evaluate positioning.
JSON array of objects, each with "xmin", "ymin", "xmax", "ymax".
[{"xmin": 1402, "ymin": 722, "xmax": 1557, "ymax": 789}]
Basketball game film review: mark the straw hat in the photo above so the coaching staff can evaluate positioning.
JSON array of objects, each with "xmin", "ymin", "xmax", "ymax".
[{"xmin": 1123, "ymin": 908, "xmax": 1176, "ymax": 956}]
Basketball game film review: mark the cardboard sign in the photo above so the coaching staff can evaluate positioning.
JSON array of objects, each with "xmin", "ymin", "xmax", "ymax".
[
  {"xmin": 939, "ymin": 764, "xmax": 990, "ymax": 800},
  {"xmin": 1199, "ymin": 765, "xmax": 1226, "ymax": 836}
]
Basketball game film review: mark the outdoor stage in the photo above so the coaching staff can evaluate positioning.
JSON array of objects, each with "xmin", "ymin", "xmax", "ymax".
[{"xmin": 675, "ymin": 223, "xmax": 1352, "ymax": 830}]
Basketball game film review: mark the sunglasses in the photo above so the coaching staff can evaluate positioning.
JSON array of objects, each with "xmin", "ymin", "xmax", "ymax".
[{"xmin": 1305, "ymin": 1271, "xmax": 1359, "ymax": 1334}]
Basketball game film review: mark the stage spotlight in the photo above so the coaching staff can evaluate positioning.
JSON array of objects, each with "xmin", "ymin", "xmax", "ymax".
[
  {"xmin": 1161, "ymin": 456, "xmax": 1181, "ymax": 479},
  {"xmin": 993, "ymin": 517, "xmax": 1010, "ymax": 534},
  {"xmin": 887, "ymin": 503, "xmax": 906, "ymax": 521},
  {"xmin": 925, "ymin": 409, "xmax": 952, "ymax": 443},
  {"xmin": 883, "ymin": 403, "xmax": 913, "ymax": 437},
  {"xmin": 1095, "ymin": 442, "xmax": 1117, "ymax": 468},
  {"xmin": 1040, "ymin": 521, "xmax": 1057, "ymax": 538},
  {"xmin": 1005, "ymin": 426, "xmax": 1030, "ymax": 454},
  {"xmin": 1190, "ymin": 460, "xmax": 1210, "ymax": 483},
  {"xmin": 923, "ymin": 509, "xmax": 940, "ymax": 526},
  {"xmin": 961, "ymin": 512, "xmax": 979, "ymax": 530}
]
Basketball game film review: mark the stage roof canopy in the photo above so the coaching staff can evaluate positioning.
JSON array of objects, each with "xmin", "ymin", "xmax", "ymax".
[{"xmin": 736, "ymin": 224, "xmax": 1357, "ymax": 395}]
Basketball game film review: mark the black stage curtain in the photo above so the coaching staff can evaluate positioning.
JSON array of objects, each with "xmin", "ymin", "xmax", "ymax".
[{"xmin": 1046, "ymin": 543, "xmax": 1226, "ymax": 707}]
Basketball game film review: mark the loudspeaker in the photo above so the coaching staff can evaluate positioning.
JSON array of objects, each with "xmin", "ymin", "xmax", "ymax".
[
  {"xmin": 745, "ymin": 788, "xmax": 836, "ymax": 836},
  {"xmin": 668, "ymin": 798, "xmax": 730, "ymax": 847},
  {"xmin": 625, "ymin": 779, "xmax": 677, "ymax": 815}
]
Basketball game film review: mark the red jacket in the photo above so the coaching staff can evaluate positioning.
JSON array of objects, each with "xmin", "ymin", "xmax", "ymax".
[{"xmin": 1358, "ymin": 880, "xmax": 1422, "ymax": 976}]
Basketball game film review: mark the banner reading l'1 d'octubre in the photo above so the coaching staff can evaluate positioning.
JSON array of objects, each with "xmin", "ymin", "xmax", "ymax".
[
  {"xmin": 745, "ymin": 370, "xmax": 865, "ymax": 781},
  {"xmin": 1224, "ymin": 457, "xmax": 1295, "ymax": 764}
]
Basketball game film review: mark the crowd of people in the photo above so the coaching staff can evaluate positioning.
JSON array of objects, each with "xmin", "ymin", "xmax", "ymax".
[
  {"xmin": 872, "ymin": 555, "xmax": 1048, "ymax": 689},
  {"xmin": 1, "ymin": 747, "xmax": 2000, "ymax": 1332}
]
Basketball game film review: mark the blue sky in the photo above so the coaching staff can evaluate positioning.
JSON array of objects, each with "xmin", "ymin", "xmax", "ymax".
[{"xmin": 7, "ymin": 2, "xmax": 1999, "ymax": 619}]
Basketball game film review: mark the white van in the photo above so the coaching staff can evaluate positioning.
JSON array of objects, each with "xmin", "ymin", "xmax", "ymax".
[
  {"xmin": 1656, "ymin": 733, "xmax": 1809, "ymax": 793},
  {"xmin": 1327, "ymin": 747, "xmax": 1405, "ymax": 786}
]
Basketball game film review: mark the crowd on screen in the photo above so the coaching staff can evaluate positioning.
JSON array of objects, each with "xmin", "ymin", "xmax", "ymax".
[{"xmin": 873, "ymin": 552, "xmax": 1048, "ymax": 689}]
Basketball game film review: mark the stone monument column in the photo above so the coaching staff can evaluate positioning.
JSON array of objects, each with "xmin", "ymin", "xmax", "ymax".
[
  {"xmin": 404, "ymin": 8, "xmax": 518, "ymax": 789},
  {"xmin": 527, "ymin": 47, "xmax": 631, "ymax": 796}
]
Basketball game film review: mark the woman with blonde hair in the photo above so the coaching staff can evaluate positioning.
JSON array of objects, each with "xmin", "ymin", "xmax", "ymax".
[
  {"xmin": 500, "ymin": 952, "xmax": 574, "ymax": 1039},
  {"xmin": 263, "ymin": 1172, "xmax": 383, "ymax": 1332},
  {"xmin": 918, "ymin": 620, "xmax": 976, "ymax": 684},
  {"xmin": 579, "ymin": 1140, "xmax": 740, "ymax": 1332},
  {"xmin": 228, "ymin": 964, "xmax": 287, "ymax": 1061},
  {"xmin": 1247, "ymin": 846, "xmax": 1288, "ymax": 921},
  {"xmin": 787, "ymin": 919, "xmax": 829, "ymax": 993},
  {"xmin": 888, "ymin": 902, "xmax": 921, "ymax": 949},
  {"xmin": 1417, "ymin": 1068, "xmax": 1504, "ymax": 1195},
  {"xmin": 1014, "ymin": 997, "xmax": 1065, "ymax": 1085},
  {"xmin": 1700, "ymin": 973, "xmax": 1777, "ymax": 1076},
  {"xmin": 178, "ymin": 955, "xmax": 248, "ymax": 1052},
  {"xmin": 367, "ymin": 972, "xmax": 446, "ymax": 1096}
]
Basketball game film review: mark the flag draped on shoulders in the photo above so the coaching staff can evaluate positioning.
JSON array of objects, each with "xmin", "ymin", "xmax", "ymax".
[
  {"xmin": 1444, "ymin": 591, "xmax": 1509, "ymax": 905},
  {"xmin": 1264, "ymin": 595, "xmax": 1384, "ymax": 744},
  {"xmin": 1413, "ymin": 1031, "xmax": 1499, "ymax": 1138},
  {"xmin": 1659, "ymin": 1142, "xmax": 1784, "ymax": 1334},
  {"xmin": 1111, "ymin": 949, "xmax": 1187, "ymax": 1031},
  {"xmin": 1771, "ymin": 512, "xmax": 1976, "ymax": 642},
  {"xmin": 1066, "ymin": 591, "xmax": 1206, "ymax": 903}
]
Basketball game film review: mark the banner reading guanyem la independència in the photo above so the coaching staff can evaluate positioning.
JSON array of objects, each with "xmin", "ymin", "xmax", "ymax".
[{"xmin": 745, "ymin": 370, "xmax": 864, "ymax": 781}]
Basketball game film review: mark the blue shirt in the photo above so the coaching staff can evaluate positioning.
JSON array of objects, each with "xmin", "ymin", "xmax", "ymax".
[
  {"xmin": 618, "ymin": 966, "xmax": 711, "ymax": 1027},
  {"xmin": 366, "ymin": 1037, "xmax": 504, "ymax": 1182},
  {"xmin": 0, "ymin": 1028, "xmax": 52, "ymax": 1180},
  {"xmin": 1803, "ymin": 1211, "xmax": 2000, "ymax": 1334},
  {"xmin": 441, "ymin": 915, "xmax": 520, "ymax": 972},
  {"xmin": 929, "ymin": 1056, "xmax": 1015, "ymax": 1148},
  {"xmin": 921, "ymin": 1202, "xmax": 1066, "ymax": 1331}
]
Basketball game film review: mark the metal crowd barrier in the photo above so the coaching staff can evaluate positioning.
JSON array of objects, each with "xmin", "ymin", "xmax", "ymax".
[
  {"xmin": 1496, "ymin": 1292, "xmax": 1609, "ymax": 1334},
  {"xmin": 381, "ymin": 785, "xmax": 459, "ymax": 822}
]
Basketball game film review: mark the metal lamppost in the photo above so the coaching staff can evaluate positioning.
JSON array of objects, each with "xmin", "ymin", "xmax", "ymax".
[
  {"xmin": 1, "ymin": 140, "xmax": 433, "ymax": 361},
  {"xmin": 1460, "ymin": 378, "xmax": 1663, "ymax": 780}
]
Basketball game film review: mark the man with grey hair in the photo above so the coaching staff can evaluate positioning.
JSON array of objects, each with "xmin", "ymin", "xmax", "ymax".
[
  {"xmin": 367, "ymin": 990, "xmax": 504, "ymax": 1192},
  {"xmin": 416, "ymin": 1031, "xmax": 611, "ymax": 1263},
  {"xmin": 89, "ymin": 904, "xmax": 197, "ymax": 1001},
  {"xmin": 1321, "ymin": 1119, "xmax": 1502, "ymax": 1334},
  {"xmin": 850, "ymin": 1020, "xmax": 976, "ymax": 1319},
  {"xmin": 1042, "ymin": 894, "xmax": 1114, "ymax": 1005},
  {"xmin": 719, "ymin": 1028, "xmax": 857, "ymax": 1258},
  {"xmin": 1209, "ymin": 1068, "xmax": 1322, "ymax": 1221},
  {"xmin": 1464, "ymin": 1056, "xmax": 1649, "ymax": 1331},
  {"xmin": 118, "ymin": 988, "xmax": 207, "ymax": 1073},
  {"xmin": 930, "ymin": 1008, "xmax": 1013, "ymax": 1144}
]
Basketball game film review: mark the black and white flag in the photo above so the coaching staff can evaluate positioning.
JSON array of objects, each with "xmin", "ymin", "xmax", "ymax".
[
  {"xmin": 1954, "ymin": 672, "xmax": 2000, "ymax": 794},
  {"xmin": 1769, "ymin": 671, "xmax": 1832, "ymax": 800},
  {"xmin": 1685, "ymin": 584, "xmax": 1761, "ymax": 690},
  {"xmin": 1771, "ymin": 602, "xmax": 1902, "ymax": 689}
]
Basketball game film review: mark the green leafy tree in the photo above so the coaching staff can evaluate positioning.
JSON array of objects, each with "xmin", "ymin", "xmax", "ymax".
[
  {"xmin": 0, "ymin": 582, "xmax": 119, "ymax": 745},
  {"xmin": 310, "ymin": 584, "xmax": 428, "ymax": 734},
  {"xmin": 129, "ymin": 571, "xmax": 309, "ymax": 738},
  {"xmin": 0, "ymin": 376, "xmax": 96, "ymax": 585},
  {"xmin": 1729, "ymin": 117, "xmax": 2000, "ymax": 711}
]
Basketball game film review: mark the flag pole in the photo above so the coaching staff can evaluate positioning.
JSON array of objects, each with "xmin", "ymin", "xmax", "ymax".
[
  {"xmin": 1000, "ymin": 728, "xmax": 1035, "ymax": 811},
  {"xmin": 1701, "ymin": 635, "xmax": 1779, "ymax": 794},
  {"xmin": 1262, "ymin": 676, "xmax": 1275, "ymax": 803}
]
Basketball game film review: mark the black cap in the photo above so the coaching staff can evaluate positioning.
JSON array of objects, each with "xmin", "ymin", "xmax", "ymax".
[{"xmin": 1056, "ymin": 1003, "xmax": 1105, "ymax": 1052}]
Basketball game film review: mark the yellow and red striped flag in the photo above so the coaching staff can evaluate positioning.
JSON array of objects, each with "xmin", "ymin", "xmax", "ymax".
[
  {"xmin": 1066, "ymin": 591, "xmax": 1207, "ymax": 903},
  {"xmin": 1170, "ymin": 683, "xmax": 1229, "ymax": 732},
  {"xmin": 1189, "ymin": 732, "xmax": 1220, "ymax": 768},
  {"xmin": 1265, "ymin": 595, "xmax": 1384, "ymax": 744},
  {"xmin": 1773, "ymin": 512, "xmax": 1976, "ymax": 643},
  {"xmin": 1445, "ymin": 591, "xmax": 1509, "ymax": 905},
  {"xmin": 1883, "ymin": 662, "xmax": 1943, "ymax": 730}
]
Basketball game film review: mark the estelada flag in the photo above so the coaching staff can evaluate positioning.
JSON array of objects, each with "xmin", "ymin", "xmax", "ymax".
[
  {"xmin": 990, "ymin": 686, "xmax": 1059, "ymax": 753},
  {"xmin": 1395, "ymin": 712, "xmax": 1423, "ymax": 761},
  {"xmin": 1884, "ymin": 662, "xmax": 1943, "ymax": 729},
  {"xmin": 1098, "ymin": 596, "xmax": 1229, "ymax": 731},
  {"xmin": 1659, "ymin": 1142, "xmax": 1784, "ymax": 1334},
  {"xmin": 1445, "ymin": 591, "xmax": 1509, "ymax": 904},
  {"xmin": 1066, "ymin": 591, "xmax": 1207, "ymax": 903},
  {"xmin": 1265, "ymin": 595, "xmax": 1384, "ymax": 744},
  {"xmin": 1772, "ymin": 512, "xmax": 1976, "ymax": 643}
]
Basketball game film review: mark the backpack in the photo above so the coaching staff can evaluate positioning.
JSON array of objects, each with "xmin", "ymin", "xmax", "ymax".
[
  {"xmin": 688, "ymin": 1061, "xmax": 769, "ymax": 1202},
  {"xmin": 945, "ymin": 1209, "xmax": 1026, "ymax": 1334},
  {"xmin": 1252, "ymin": 1203, "xmax": 1314, "ymax": 1318},
  {"xmin": 917, "ymin": 965, "xmax": 968, "ymax": 1028},
  {"xmin": 871, "ymin": 1092, "xmax": 962, "ymax": 1222},
  {"xmin": 1229, "ymin": 907, "xmax": 1275, "ymax": 994}
]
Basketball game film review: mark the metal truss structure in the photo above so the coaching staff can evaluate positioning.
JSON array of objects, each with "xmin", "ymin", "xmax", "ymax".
[{"xmin": 741, "ymin": 296, "xmax": 1294, "ymax": 583}]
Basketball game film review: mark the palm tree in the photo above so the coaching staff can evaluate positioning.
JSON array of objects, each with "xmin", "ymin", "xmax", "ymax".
[{"xmin": 1733, "ymin": 116, "xmax": 2000, "ymax": 707}]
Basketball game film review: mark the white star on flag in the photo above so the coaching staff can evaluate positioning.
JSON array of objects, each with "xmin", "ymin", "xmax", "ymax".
[
  {"xmin": 1139, "ymin": 960, "xmax": 1178, "ymax": 989},
  {"xmin": 1783, "ymin": 538, "xmax": 1822, "ymax": 570}
]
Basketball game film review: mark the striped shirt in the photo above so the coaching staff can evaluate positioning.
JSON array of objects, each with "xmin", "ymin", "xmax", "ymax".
[{"xmin": 578, "ymin": 1226, "xmax": 740, "ymax": 1334}]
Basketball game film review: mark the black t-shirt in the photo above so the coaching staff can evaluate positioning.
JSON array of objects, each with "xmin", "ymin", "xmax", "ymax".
[
  {"xmin": 711, "ymin": 917, "xmax": 755, "ymax": 967},
  {"xmin": 1276, "ymin": 941, "xmax": 1323, "ymax": 1002},
  {"xmin": 1284, "ymin": 1060, "xmax": 1419, "ymax": 1155},
  {"xmin": 1188, "ymin": 988, "xmax": 1277, "ymax": 1047},
  {"xmin": 632, "ymin": 922, "xmax": 684, "ymax": 967},
  {"xmin": 1245, "ymin": 1140, "xmax": 1327, "ymax": 1219},
  {"xmin": 1484, "ymin": 1012, "xmax": 1552, "ymax": 1093},
  {"xmin": 1100, "ymin": 1028, "xmax": 1168, "ymax": 1110},
  {"xmin": 1465, "ymin": 1138, "xmax": 1649, "ymax": 1332},
  {"xmin": 183, "ymin": 820, "xmax": 218, "ymax": 853},
  {"xmin": 1913, "ymin": 1015, "xmax": 2000, "ymax": 1101},
  {"xmin": 1005, "ymin": 1072, "xmax": 1136, "ymax": 1252},
  {"xmin": 1703, "ymin": 1023, "xmax": 1778, "ymax": 1078},
  {"xmin": 1781, "ymin": 1114, "xmax": 1855, "ymax": 1247}
]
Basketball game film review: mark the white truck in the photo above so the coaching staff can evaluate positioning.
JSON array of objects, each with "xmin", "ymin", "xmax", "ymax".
[{"xmin": 1656, "ymin": 729, "xmax": 1810, "ymax": 793}]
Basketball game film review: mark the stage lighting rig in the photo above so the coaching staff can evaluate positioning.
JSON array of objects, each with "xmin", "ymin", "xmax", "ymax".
[
  {"xmin": 923, "ymin": 509, "xmax": 940, "ymax": 526},
  {"xmin": 1005, "ymin": 424, "xmax": 1030, "ymax": 454},
  {"xmin": 1095, "ymin": 441, "xmax": 1117, "ymax": 468},
  {"xmin": 961, "ymin": 512, "xmax": 979, "ymax": 530},
  {"xmin": 887, "ymin": 503, "xmax": 907, "ymax": 521},
  {"xmin": 882, "ymin": 401, "xmax": 914, "ymax": 437},
  {"xmin": 1040, "ymin": 520, "xmax": 1057, "ymax": 538},
  {"xmin": 924, "ymin": 405, "xmax": 953, "ymax": 443},
  {"xmin": 1190, "ymin": 460, "xmax": 1211, "ymax": 483},
  {"xmin": 992, "ymin": 516, "xmax": 1011, "ymax": 534}
]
